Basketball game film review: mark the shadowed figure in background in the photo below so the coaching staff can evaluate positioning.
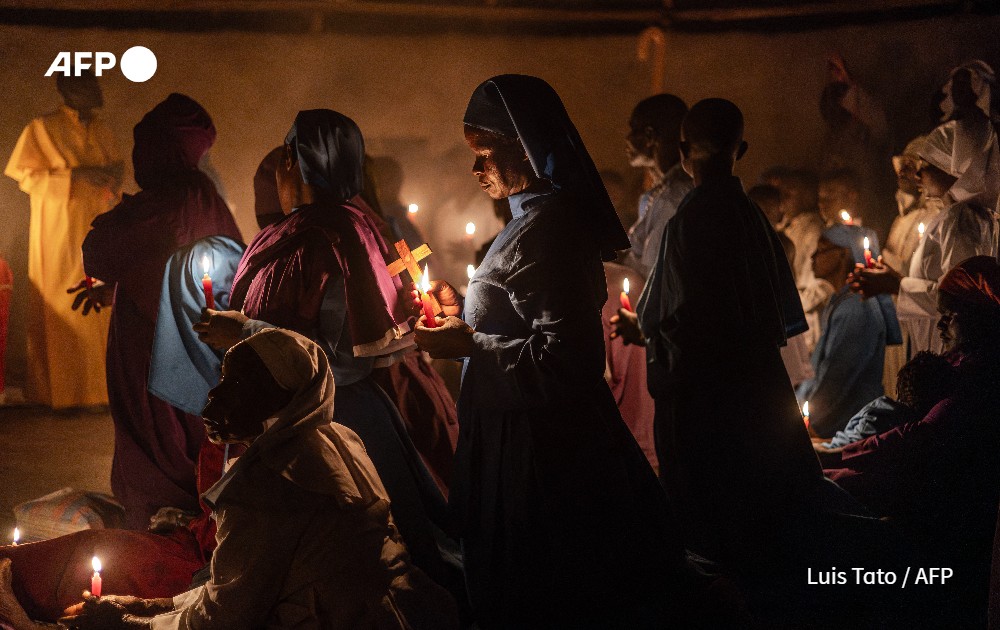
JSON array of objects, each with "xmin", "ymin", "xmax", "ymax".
[
  {"xmin": 194, "ymin": 114, "xmax": 464, "ymax": 608},
  {"xmin": 621, "ymin": 93, "xmax": 692, "ymax": 279},
  {"xmin": 5, "ymin": 69, "xmax": 123, "ymax": 408},
  {"xmin": 79, "ymin": 93, "xmax": 241, "ymax": 529}
]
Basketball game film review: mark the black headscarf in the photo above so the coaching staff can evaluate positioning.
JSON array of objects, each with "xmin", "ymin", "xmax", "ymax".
[
  {"xmin": 285, "ymin": 109, "xmax": 365, "ymax": 205},
  {"xmin": 132, "ymin": 93, "xmax": 216, "ymax": 189},
  {"xmin": 463, "ymin": 75, "xmax": 630, "ymax": 261}
]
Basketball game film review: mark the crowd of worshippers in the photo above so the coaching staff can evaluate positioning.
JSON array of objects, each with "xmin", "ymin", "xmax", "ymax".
[{"xmin": 1, "ymin": 57, "xmax": 1000, "ymax": 630}]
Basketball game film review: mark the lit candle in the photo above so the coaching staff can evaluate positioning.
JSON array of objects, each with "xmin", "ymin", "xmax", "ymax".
[
  {"xmin": 863, "ymin": 236, "xmax": 873, "ymax": 268},
  {"xmin": 90, "ymin": 556, "xmax": 102, "ymax": 598},
  {"xmin": 420, "ymin": 264, "xmax": 437, "ymax": 329},
  {"xmin": 408, "ymin": 203, "xmax": 419, "ymax": 215},
  {"xmin": 465, "ymin": 222, "xmax": 476, "ymax": 237},
  {"xmin": 85, "ymin": 276, "xmax": 94, "ymax": 290},
  {"xmin": 840, "ymin": 210, "xmax": 853, "ymax": 225},
  {"xmin": 917, "ymin": 222, "xmax": 926, "ymax": 237},
  {"xmin": 802, "ymin": 401, "xmax": 810, "ymax": 429},
  {"xmin": 467, "ymin": 264, "xmax": 476, "ymax": 280},
  {"xmin": 201, "ymin": 254, "xmax": 214, "ymax": 310},
  {"xmin": 619, "ymin": 277, "xmax": 633, "ymax": 312},
  {"xmin": 12, "ymin": 527, "xmax": 19, "ymax": 546}
]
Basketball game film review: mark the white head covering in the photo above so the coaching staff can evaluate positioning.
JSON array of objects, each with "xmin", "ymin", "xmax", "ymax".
[
  {"xmin": 204, "ymin": 329, "xmax": 386, "ymax": 510},
  {"xmin": 940, "ymin": 60, "xmax": 996, "ymax": 122},
  {"xmin": 918, "ymin": 121, "xmax": 960, "ymax": 176}
]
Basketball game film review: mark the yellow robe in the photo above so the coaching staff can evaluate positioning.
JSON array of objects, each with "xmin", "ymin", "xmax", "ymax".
[{"xmin": 4, "ymin": 105, "xmax": 120, "ymax": 408}]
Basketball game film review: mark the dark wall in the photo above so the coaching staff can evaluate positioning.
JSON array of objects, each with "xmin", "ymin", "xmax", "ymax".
[{"xmin": 1, "ymin": 15, "xmax": 997, "ymax": 387}]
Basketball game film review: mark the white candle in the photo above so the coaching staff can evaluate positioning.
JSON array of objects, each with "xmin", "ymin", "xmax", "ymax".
[
  {"xmin": 407, "ymin": 203, "xmax": 419, "ymax": 214},
  {"xmin": 12, "ymin": 527, "xmax": 19, "ymax": 546},
  {"xmin": 465, "ymin": 222, "xmax": 476, "ymax": 236}
]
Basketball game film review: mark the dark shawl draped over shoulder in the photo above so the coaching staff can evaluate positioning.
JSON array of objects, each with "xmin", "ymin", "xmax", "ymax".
[
  {"xmin": 82, "ymin": 93, "xmax": 241, "ymax": 529},
  {"xmin": 464, "ymin": 75, "xmax": 630, "ymax": 261},
  {"xmin": 230, "ymin": 111, "xmax": 409, "ymax": 357}
]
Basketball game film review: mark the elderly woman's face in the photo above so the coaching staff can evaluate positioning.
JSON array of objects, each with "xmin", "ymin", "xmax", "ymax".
[
  {"xmin": 203, "ymin": 345, "xmax": 284, "ymax": 445},
  {"xmin": 464, "ymin": 125, "xmax": 536, "ymax": 200}
]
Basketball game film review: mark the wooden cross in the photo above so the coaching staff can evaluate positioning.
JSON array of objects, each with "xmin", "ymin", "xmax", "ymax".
[{"xmin": 386, "ymin": 240, "xmax": 441, "ymax": 315}]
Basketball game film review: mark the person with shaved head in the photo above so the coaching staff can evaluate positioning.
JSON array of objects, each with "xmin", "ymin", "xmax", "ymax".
[{"xmin": 614, "ymin": 98, "xmax": 828, "ymax": 581}]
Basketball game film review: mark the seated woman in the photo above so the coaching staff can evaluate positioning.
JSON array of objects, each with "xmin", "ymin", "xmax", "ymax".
[
  {"xmin": 796, "ymin": 223, "xmax": 901, "ymax": 437},
  {"xmin": 60, "ymin": 329, "xmax": 458, "ymax": 630},
  {"xmin": 825, "ymin": 256, "xmax": 1000, "ymax": 625}
]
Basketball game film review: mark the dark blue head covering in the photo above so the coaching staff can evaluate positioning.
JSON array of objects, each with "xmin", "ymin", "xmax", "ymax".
[
  {"xmin": 463, "ymin": 75, "xmax": 630, "ymax": 261},
  {"xmin": 285, "ymin": 109, "xmax": 365, "ymax": 205},
  {"xmin": 822, "ymin": 223, "xmax": 903, "ymax": 345}
]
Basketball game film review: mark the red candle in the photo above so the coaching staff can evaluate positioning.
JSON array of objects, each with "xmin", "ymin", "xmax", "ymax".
[
  {"xmin": 90, "ymin": 556, "xmax": 102, "ymax": 597},
  {"xmin": 201, "ymin": 254, "xmax": 215, "ymax": 310},
  {"xmin": 619, "ymin": 277, "xmax": 633, "ymax": 312},
  {"xmin": 863, "ymin": 237, "xmax": 873, "ymax": 268},
  {"xmin": 420, "ymin": 264, "xmax": 437, "ymax": 329}
]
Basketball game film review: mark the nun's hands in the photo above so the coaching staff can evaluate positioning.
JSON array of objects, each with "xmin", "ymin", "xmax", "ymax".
[
  {"xmin": 193, "ymin": 309, "xmax": 247, "ymax": 350},
  {"xmin": 609, "ymin": 308, "xmax": 645, "ymax": 346},
  {"xmin": 414, "ymin": 315, "xmax": 475, "ymax": 359},
  {"xmin": 848, "ymin": 258, "xmax": 902, "ymax": 298},
  {"xmin": 424, "ymin": 280, "xmax": 463, "ymax": 317}
]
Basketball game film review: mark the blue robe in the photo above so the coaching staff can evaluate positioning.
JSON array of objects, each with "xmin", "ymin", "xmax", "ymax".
[
  {"xmin": 456, "ymin": 189, "xmax": 684, "ymax": 626},
  {"xmin": 797, "ymin": 286, "xmax": 888, "ymax": 438}
]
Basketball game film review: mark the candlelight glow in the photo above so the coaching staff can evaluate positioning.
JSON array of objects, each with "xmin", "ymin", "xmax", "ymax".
[
  {"xmin": 201, "ymin": 254, "xmax": 210, "ymax": 275},
  {"xmin": 802, "ymin": 401, "xmax": 809, "ymax": 417},
  {"xmin": 863, "ymin": 236, "xmax": 870, "ymax": 250},
  {"xmin": 92, "ymin": 556, "xmax": 102, "ymax": 573},
  {"xmin": 467, "ymin": 264, "xmax": 475, "ymax": 280},
  {"xmin": 407, "ymin": 203, "xmax": 419, "ymax": 214},
  {"xmin": 840, "ymin": 210, "xmax": 852, "ymax": 223},
  {"xmin": 465, "ymin": 222, "xmax": 476, "ymax": 236},
  {"xmin": 421, "ymin": 264, "xmax": 431, "ymax": 294},
  {"xmin": 623, "ymin": 277, "xmax": 630, "ymax": 295},
  {"xmin": 12, "ymin": 528, "xmax": 19, "ymax": 544},
  {"xmin": 918, "ymin": 222, "xmax": 926, "ymax": 236}
]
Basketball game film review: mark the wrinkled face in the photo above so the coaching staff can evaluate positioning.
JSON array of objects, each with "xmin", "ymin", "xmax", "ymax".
[
  {"xmin": 936, "ymin": 303, "xmax": 965, "ymax": 352},
  {"xmin": 817, "ymin": 181, "xmax": 858, "ymax": 225},
  {"xmin": 917, "ymin": 160, "xmax": 957, "ymax": 200},
  {"xmin": 464, "ymin": 125, "xmax": 536, "ymax": 200},
  {"xmin": 203, "ymin": 346, "xmax": 278, "ymax": 445}
]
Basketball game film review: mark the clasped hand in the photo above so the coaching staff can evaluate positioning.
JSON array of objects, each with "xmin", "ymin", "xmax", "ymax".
[
  {"xmin": 847, "ymin": 258, "xmax": 902, "ymax": 298},
  {"xmin": 609, "ymin": 308, "xmax": 645, "ymax": 346},
  {"xmin": 193, "ymin": 308, "xmax": 248, "ymax": 350},
  {"xmin": 406, "ymin": 279, "xmax": 475, "ymax": 359},
  {"xmin": 60, "ymin": 592, "xmax": 169, "ymax": 629},
  {"xmin": 67, "ymin": 279, "xmax": 113, "ymax": 316}
]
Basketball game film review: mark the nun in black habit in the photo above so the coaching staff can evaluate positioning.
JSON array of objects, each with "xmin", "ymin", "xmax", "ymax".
[{"xmin": 415, "ymin": 75, "xmax": 698, "ymax": 628}]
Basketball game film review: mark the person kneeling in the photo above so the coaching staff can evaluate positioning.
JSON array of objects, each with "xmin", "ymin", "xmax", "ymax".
[{"xmin": 63, "ymin": 328, "xmax": 458, "ymax": 630}]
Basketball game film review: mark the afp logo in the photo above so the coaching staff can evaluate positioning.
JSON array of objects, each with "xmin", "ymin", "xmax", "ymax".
[{"xmin": 45, "ymin": 46, "xmax": 157, "ymax": 83}]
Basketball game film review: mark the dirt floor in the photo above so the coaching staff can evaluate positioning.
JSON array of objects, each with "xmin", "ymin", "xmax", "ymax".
[{"xmin": 0, "ymin": 405, "xmax": 114, "ymax": 542}]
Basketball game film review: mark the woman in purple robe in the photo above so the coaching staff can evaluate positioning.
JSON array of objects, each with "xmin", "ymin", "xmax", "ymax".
[
  {"xmin": 194, "ymin": 111, "xmax": 464, "ymax": 608},
  {"xmin": 79, "ymin": 93, "xmax": 241, "ymax": 529}
]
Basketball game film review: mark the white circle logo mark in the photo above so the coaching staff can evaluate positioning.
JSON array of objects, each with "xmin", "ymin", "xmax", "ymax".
[{"xmin": 120, "ymin": 46, "xmax": 157, "ymax": 82}]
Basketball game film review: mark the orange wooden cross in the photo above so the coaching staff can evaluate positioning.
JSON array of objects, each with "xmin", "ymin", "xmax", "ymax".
[{"xmin": 386, "ymin": 240, "xmax": 441, "ymax": 315}]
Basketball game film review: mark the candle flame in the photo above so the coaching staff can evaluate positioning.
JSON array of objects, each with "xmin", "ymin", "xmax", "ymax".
[
  {"xmin": 918, "ymin": 222, "xmax": 925, "ymax": 236},
  {"xmin": 840, "ymin": 210, "xmax": 852, "ymax": 223},
  {"xmin": 467, "ymin": 264, "xmax": 475, "ymax": 280},
  {"xmin": 863, "ymin": 236, "xmax": 870, "ymax": 250},
  {"xmin": 92, "ymin": 556, "xmax": 102, "ymax": 573},
  {"xmin": 407, "ymin": 203, "xmax": 419, "ymax": 214},
  {"xmin": 465, "ymin": 222, "xmax": 476, "ymax": 236},
  {"xmin": 802, "ymin": 401, "xmax": 809, "ymax": 417},
  {"xmin": 12, "ymin": 528, "xmax": 19, "ymax": 543},
  {"xmin": 623, "ymin": 277, "xmax": 630, "ymax": 295},
  {"xmin": 201, "ymin": 254, "xmax": 211, "ymax": 275},
  {"xmin": 420, "ymin": 264, "xmax": 431, "ymax": 294}
]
